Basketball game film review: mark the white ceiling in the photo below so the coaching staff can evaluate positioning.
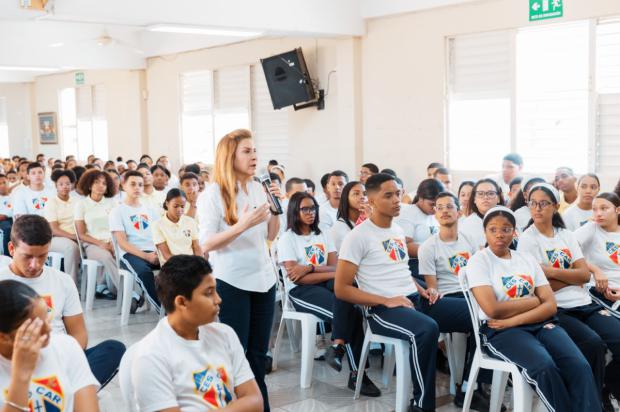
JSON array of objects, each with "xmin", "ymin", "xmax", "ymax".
[{"xmin": 0, "ymin": 0, "xmax": 479, "ymax": 82}]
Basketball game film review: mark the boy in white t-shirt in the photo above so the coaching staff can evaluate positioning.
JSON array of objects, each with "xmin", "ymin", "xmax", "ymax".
[
  {"xmin": 131, "ymin": 255, "xmax": 263, "ymax": 412},
  {"xmin": 0, "ymin": 173, "xmax": 13, "ymax": 255},
  {"xmin": 110, "ymin": 170, "xmax": 161, "ymax": 314},
  {"xmin": 11, "ymin": 162, "xmax": 56, "ymax": 218},
  {"xmin": 318, "ymin": 171, "xmax": 348, "ymax": 232},
  {"xmin": 335, "ymin": 173, "xmax": 439, "ymax": 412}
]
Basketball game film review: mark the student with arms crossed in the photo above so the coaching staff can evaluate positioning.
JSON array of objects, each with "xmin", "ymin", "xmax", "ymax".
[
  {"xmin": 0, "ymin": 280, "xmax": 100, "ymax": 412},
  {"xmin": 466, "ymin": 206, "xmax": 599, "ymax": 412},
  {"xmin": 335, "ymin": 173, "xmax": 439, "ymax": 412}
]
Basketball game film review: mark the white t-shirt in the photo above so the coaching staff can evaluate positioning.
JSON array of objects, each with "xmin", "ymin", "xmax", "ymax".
[
  {"xmin": 575, "ymin": 222, "xmax": 620, "ymax": 288},
  {"xmin": 0, "ymin": 265, "xmax": 82, "ymax": 334},
  {"xmin": 394, "ymin": 204, "xmax": 438, "ymax": 245},
  {"xmin": 339, "ymin": 219, "xmax": 417, "ymax": 298},
  {"xmin": 132, "ymin": 318, "xmax": 254, "ymax": 412},
  {"xmin": 277, "ymin": 229, "xmax": 336, "ymax": 290},
  {"xmin": 0, "ymin": 194, "xmax": 13, "ymax": 218},
  {"xmin": 517, "ymin": 226, "xmax": 590, "ymax": 308},
  {"xmin": 315, "ymin": 192, "xmax": 328, "ymax": 206},
  {"xmin": 563, "ymin": 205, "xmax": 593, "ymax": 232},
  {"xmin": 198, "ymin": 182, "xmax": 275, "ymax": 293},
  {"xmin": 0, "ymin": 334, "xmax": 99, "ymax": 412},
  {"xmin": 318, "ymin": 202, "xmax": 338, "ymax": 233},
  {"xmin": 109, "ymin": 202, "xmax": 160, "ymax": 252},
  {"xmin": 11, "ymin": 186, "xmax": 56, "ymax": 216},
  {"xmin": 331, "ymin": 218, "xmax": 354, "ymax": 252},
  {"xmin": 465, "ymin": 248, "xmax": 549, "ymax": 321},
  {"xmin": 459, "ymin": 213, "xmax": 486, "ymax": 250},
  {"xmin": 418, "ymin": 231, "xmax": 478, "ymax": 295},
  {"xmin": 514, "ymin": 206, "xmax": 531, "ymax": 234}
]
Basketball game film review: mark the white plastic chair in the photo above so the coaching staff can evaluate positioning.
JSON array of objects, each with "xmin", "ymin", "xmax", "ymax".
[
  {"xmin": 111, "ymin": 235, "xmax": 138, "ymax": 326},
  {"xmin": 118, "ymin": 343, "xmax": 139, "ymax": 412},
  {"xmin": 46, "ymin": 251, "xmax": 63, "ymax": 270},
  {"xmin": 74, "ymin": 223, "xmax": 105, "ymax": 311},
  {"xmin": 459, "ymin": 272, "xmax": 534, "ymax": 412}
]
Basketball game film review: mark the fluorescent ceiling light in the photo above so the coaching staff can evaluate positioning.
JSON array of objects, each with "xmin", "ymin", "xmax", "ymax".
[
  {"xmin": 147, "ymin": 24, "xmax": 263, "ymax": 37},
  {"xmin": 0, "ymin": 66, "xmax": 60, "ymax": 72}
]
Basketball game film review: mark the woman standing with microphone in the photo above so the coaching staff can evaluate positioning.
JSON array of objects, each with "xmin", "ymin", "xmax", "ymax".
[{"xmin": 198, "ymin": 129, "xmax": 280, "ymax": 411}]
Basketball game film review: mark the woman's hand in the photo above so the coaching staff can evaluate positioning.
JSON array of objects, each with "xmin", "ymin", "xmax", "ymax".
[
  {"xmin": 237, "ymin": 204, "xmax": 271, "ymax": 231},
  {"xmin": 383, "ymin": 296, "xmax": 414, "ymax": 309},
  {"xmin": 288, "ymin": 264, "xmax": 311, "ymax": 283},
  {"xmin": 11, "ymin": 318, "xmax": 47, "ymax": 382},
  {"xmin": 268, "ymin": 182, "xmax": 283, "ymax": 200},
  {"xmin": 426, "ymin": 288, "xmax": 441, "ymax": 305},
  {"xmin": 593, "ymin": 270, "xmax": 608, "ymax": 293},
  {"xmin": 604, "ymin": 287, "xmax": 620, "ymax": 302},
  {"xmin": 487, "ymin": 317, "xmax": 516, "ymax": 330}
]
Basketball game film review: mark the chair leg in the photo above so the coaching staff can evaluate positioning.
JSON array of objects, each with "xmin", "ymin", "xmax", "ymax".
[
  {"xmin": 354, "ymin": 332, "xmax": 372, "ymax": 400},
  {"xmin": 120, "ymin": 271, "xmax": 133, "ymax": 326},
  {"xmin": 490, "ymin": 369, "xmax": 509, "ymax": 412},
  {"xmin": 382, "ymin": 343, "xmax": 396, "ymax": 388},
  {"xmin": 299, "ymin": 316, "xmax": 317, "ymax": 389},
  {"xmin": 462, "ymin": 352, "xmax": 482, "ymax": 411},
  {"xmin": 80, "ymin": 264, "xmax": 87, "ymax": 300},
  {"xmin": 85, "ymin": 263, "xmax": 98, "ymax": 311},
  {"xmin": 511, "ymin": 373, "xmax": 533, "ymax": 412},
  {"xmin": 272, "ymin": 315, "xmax": 288, "ymax": 371},
  {"xmin": 394, "ymin": 342, "xmax": 411, "ymax": 412}
]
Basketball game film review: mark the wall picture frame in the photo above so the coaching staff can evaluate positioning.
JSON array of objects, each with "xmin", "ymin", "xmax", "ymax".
[{"xmin": 38, "ymin": 112, "xmax": 58, "ymax": 144}]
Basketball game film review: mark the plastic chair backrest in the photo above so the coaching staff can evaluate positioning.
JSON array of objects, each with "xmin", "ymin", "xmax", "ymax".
[
  {"xmin": 118, "ymin": 343, "xmax": 139, "ymax": 411},
  {"xmin": 269, "ymin": 238, "xmax": 297, "ymax": 312},
  {"xmin": 110, "ymin": 233, "xmax": 124, "ymax": 268},
  {"xmin": 73, "ymin": 221, "xmax": 87, "ymax": 261},
  {"xmin": 458, "ymin": 270, "xmax": 483, "ymax": 350}
]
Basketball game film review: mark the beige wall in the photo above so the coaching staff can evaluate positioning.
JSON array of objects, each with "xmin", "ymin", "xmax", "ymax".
[{"xmin": 0, "ymin": 83, "xmax": 33, "ymax": 158}]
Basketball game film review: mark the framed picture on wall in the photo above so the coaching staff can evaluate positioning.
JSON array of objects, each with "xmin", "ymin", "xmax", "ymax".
[{"xmin": 38, "ymin": 112, "xmax": 57, "ymax": 144}]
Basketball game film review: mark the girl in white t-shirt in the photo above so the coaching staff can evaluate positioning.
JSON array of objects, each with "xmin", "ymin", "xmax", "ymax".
[
  {"xmin": 466, "ymin": 206, "xmax": 599, "ymax": 412},
  {"xmin": 575, "ymin": 192, "xmax": 620, "ymax": 318},
  {"xmin": 563, "ymin": 174, "xmax": 600, "ymax": 231},
  {"xmin": 509, "ymin": 177, "xmax": 546, "ymax": 234},
  {"xmin": 331, "ymin": 181, "xmax": 368, "ymax": 252},
  {"xmin": 460, "ymin": 178, "xmax": 505, "ymax": 250},
  {"xmin": 0, "ymin": 280, "xmax": 99, "ymax": 412},
  {"xmin": 277, "ymin": 191, "xmax": 379, "ymax": 397},
  {"xmin": 457, "ymin": 180, "xmax": 475, "ymax": 218},
  {"xmin": 517, "ymin": 183, "xmax": 620, "ymax": 404}
]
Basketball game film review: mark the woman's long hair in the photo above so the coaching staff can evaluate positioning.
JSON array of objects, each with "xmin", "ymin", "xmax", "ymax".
[
  {"xmin": 213, "ymin": 129, "xmax": 253, "ymax": 226},
  {"xmin": 337, "ymin": 181, "xmax": 362, "ymax": 230},
  {"xmin": 287, "ymin": 191, "xmax": 321, "ymax": 235}
]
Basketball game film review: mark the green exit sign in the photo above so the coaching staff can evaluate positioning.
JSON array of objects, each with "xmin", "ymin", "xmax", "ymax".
[
  {"xmin": 75, "ymin": 72, "xmax": 85, "ymax": 86},
  {"xmin": 530, "ymin": 0, "xmax": 563, "ymax": 21}
]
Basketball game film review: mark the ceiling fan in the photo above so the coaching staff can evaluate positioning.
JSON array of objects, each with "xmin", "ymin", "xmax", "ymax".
[{"xmin": 49, "ymin": 27, "xmax": 145, "ymax": 55}]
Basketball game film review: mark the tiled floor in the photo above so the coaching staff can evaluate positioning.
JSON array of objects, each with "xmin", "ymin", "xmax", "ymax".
[{"xmin": 86, "ymin": 299, "xmax": 613, "ymax": 412}]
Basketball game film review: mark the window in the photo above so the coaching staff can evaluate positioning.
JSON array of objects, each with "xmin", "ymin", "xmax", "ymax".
[
  {"xmin": 59, "ymin": 85, "xmax": 108, "ymax": 161},
  {"xmin": 0, "ymin": 98, "xmax": 9, "ymax": 158},
  {"xmin": 448, "ymin": 20, "xmax": 613, "ymax": 174}
]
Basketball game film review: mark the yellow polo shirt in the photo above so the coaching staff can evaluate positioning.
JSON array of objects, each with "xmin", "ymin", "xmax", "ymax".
[
  {"xmin": 44, "ymin": 195, "xmax": 77, "ymax": 234},
  {"xmin": 142, "ymin": 189, "xmax": 166, "ymax": 216},
  {"xmin": 74, "ymin": 196, "xmax": 117, "ymax": 241},
  {"xmin": 152, "ymin": 214, "xmax": 199, "ymax": 263}
]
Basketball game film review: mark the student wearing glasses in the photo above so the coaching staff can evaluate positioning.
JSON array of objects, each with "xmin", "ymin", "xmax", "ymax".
[
  {"xmin": 359, "ymin": 163, "xmax": 379, "ymax": 185},
  {"xmin": 460, "ymin": 178, "xmax": 505, "ymax": 250},
  {"xmin": 510, "ymin": 177, "xmax": 546, "ymax": 234},
  {"xmin": 517, "ymin": 184, "xmax": 620, "ymax": 410},
  {"xmin": 563, "ymin": 174, "xmax": 600, "ymax": 231},
  {"xmin": 466, "ymin": 206, "xmax": 599, "ymax": 412}
]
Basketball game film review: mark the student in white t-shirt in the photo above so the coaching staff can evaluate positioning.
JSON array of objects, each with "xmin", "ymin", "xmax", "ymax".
[
  {"xmin": 563, "ymin": 174, "xmax": 600, "ymax": 231},
  {"xmin": 130, "ymin": 255, "xmax": 262, "ymax": 412},
  {"xmin": 179, "ymin": 172, "xmax": 200, "ymax": 220},
  {"xmin": 466, "ymin": 206, "xmax": 598, "ymax": 412},
  {"xmin": 331, "ymin": 181, "xmax": 369, "ymax": 253},
  {"xmin": 457, "ymin": 180, "xmax": 475, "ymax": 219},
  {"xmin": 0, "ymin": 280, "xmax": 100, "ymax": 412},
  {"xmin": 110, "ymin": 170, "xmax": 161, "ymax": 314},
  {"xmin": 277, "ymin": 191, "xmax": 379, "ymax": 397},
  {"xmin": 575, "ymin": 192, "xmax": 620, "ymax": 319},
  {"xmin": 335, "ymin": 173, "xmax": 439, "ymax": 412},
  {"xmin": 517, "ymin": 183, "xmax": 620, "ymax": 404},
  {"xmin": 0, "ymin": 173, "xmax": 13, "ymax": 255},
  {"xmin": 509, "ymin": 177, "xmax": 546, "ymax": 234},
  {"xmin": 460, "ymin": 178, "xmax": 505, "ymax": 250},
  {"xmin": 277, "ymin": 177, "xmax": 308, "ymax": 238},
  {"xmin": 137, "ymin": 163, "xmax": 165, "ymax": 216},
  {"xmin": 11, "ymin": 162, "xmax": 55, "ymax": 218},
  {"xmin": 0, "ymin": 215, "xmax": 125, "ymax": 391},
  {"xmin": 318, "ymin": 170, "xmax": 348, "ymax": 232}
]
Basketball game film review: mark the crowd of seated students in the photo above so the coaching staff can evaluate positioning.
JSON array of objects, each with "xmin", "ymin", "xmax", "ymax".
[{"xmin": 1, "ymin": 142, "xmax": 620, "ymax": 412}]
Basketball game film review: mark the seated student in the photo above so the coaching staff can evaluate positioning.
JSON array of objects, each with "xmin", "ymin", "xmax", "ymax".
[
  {"xmin": 488, "ymin": 153, "xmax": 523, "ymax": 196},
  {"xmin": 314, "ymin": 173, "xmax": 331, "ymax": 206},
  {"xmin": 156, "ymin": 155, "xmax": 179, "ymax": 189},
  {"xmin": 277, "ymin": 177, "xmax": 308, "ymax": 237},
  {"xmin": 105, "ymin": 168, "xmax": 123, "ymax": 203},
  {"xmin": 331, "ymin": 181, "xmax": 368, "ymax": 252},
  {"xmin": 460, "ymin": 178, "xmax": 504, "ymax": 249},
  {"xmin": 8, "ymin": 161, "xmax": 29, "ymax": 195},
  {"xmin": 151, "ymin": 164, "xmax": 170, "ymax": 192},
  {"xmin": 303, "ymin": 178, "xmax": 316, "ymax": 197},
  {"xmin": 506, "ymin": 176, "xmax": 523, "ymax": 207},
  {"xmin": 126, "ymin": 159, "xmax": 137, "ymax": 171},
  {"xmin": 0, "ymin": 215, "xmax": 125, "ymax": 389},
  {"xmin": 11, "ymin": 162, "xmax": 55, "ymax": 218},
  {"xmin": 432, "ymin": 167, "xmax": 452, "ymax": 192},
  {"xmin": 75, "ymin": 169, "xmax": 120, "ymax": 298},
  {"xmin": 277, "ymin": 192, "xmax": 380, "ymax": 396},
  {"xmin": 179, "ymin": 172, "xmax": 200, "ymax": 219},
  {"xmin": 359, "ymin": 163, "xmax": 379, "ymax": 185},
  {"xmin": 457, "ymin": 180, "xmax": 475, "ymax": 219},
  {"xmin": 137, "ymin": 163, "xmax": 165, "ymax": 215},
  {"xmin": 131, "ymin": 255, "xmax": 263, "ymax": 411},
  {"xmin": 465, "ymin": 206, "xmax": 599, "ymax": 412},
  {"xmin": 335, "ymin": 173, "xmax": 439, "ymax": 412},
  {"xmin": 0, "ymin": 280, "xmax": 100, "ymax": 412},
  {"xmin": 109, "ymin": 170, "xmax": 161, "ymax": 314},
  {"xmin": 152, "ymin": 189, "xmax": 201, "ymax": 264},
  {"xmin": 510, "ymin": 177, "xmax": 546, "ymax": 234},
  {"xmin": 6, "ymin": 169, "xmax": 18, "ymax": 188},
  {"xmin": 318, "ymin": 171, "xmax": 348, "ymax": 232},
  {"xmin": 555, "ymin": 167, "xmax": 578, "ymax": 214},
  {"xmin": 45, "ymin": 169, "xmax": 80, "ymax": 282},
  {"xmin": 575, "ymin": 193, "xmax": 620, "ymax": 319},
  {"xmin": 139, "ymin": 154, "xmax": 153, "ymax": 168},
  {"xmin": 517, "ymin": 184, "xmax": 620, "ymax": 410},
  {"xmin": 563, "ymin": 174, "xmax": 600, "ymax": 231},
  {"xmin": 0, "ymin": 173, "xmax": 13, "ymax": 255}
]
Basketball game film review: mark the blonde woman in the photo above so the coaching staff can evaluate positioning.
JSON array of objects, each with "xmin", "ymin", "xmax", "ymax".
[{"xmin": 198, "ymin": 129, "xmax": 280, "ymax": 412}]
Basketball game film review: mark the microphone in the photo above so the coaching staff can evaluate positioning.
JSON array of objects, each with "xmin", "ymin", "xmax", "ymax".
[{"xmin": 256, "ymin": 173, "xmax": 283, "ymax": 215}]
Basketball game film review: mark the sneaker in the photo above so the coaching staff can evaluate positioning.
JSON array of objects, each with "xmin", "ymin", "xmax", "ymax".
[
  {"xmin": 602, "ymin": 387, "xmax": 615, "ymax": 412},
  {"xmin": 325, "ymin": 344, "xmax": 345, "ymax": 372},
  {"xmin": 313, "ymin": 347, "xmax": 326, "ymax": 361},
  {"xmin": 347, "ymin": 372, "xmax": 381, "ymax": 397},
  {"xmin": 129, "ymin": 294, "xmax": 145, "ymax": 314},
  {"xmin": 454, "ymin": 388, "xmax": 498, "ymax": 411}
]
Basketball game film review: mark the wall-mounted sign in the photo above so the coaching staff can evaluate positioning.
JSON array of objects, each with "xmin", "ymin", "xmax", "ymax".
[
  {"xmin": 530, "ymin": 0, "xmax": 563, "ymax": 21},
  {"xmin": 75, "ymin": 72, "xmax": 85, "ymax": 86}
]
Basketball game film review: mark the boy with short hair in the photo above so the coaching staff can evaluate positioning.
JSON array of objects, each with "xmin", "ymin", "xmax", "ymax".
[
  {"xmin": 180, "ymin": 172, "xmax": 200, "ymax": 219},
  {"xmin": 0, "ymin": 173, "xmax": 12, "ymax": 255},
  {"xmin": 11, "ymin": 162, "xmax": 55, "ymax": 217}
]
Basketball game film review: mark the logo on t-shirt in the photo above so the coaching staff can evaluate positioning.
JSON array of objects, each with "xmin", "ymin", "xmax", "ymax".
[
  {"xmin": 193, "ymin": 365, "xmax": 233, "ymax": 408},
  {"xmin": 606, "ymin": 242, "xmax": 620, "ymax": 265},
  {"xmin": 129, "ymin": 214, "xmax": 150, "ymax": 231},
  {"xmin": 448, "ymin": 252, "xmax": 470, "ymax": 275},
  {"xmin": 430, "ymin": 226, "xmax": 438, "ymax": 235},
  {"xmin": 3, "ymin": 199, "xmax": 11, "ymax": 209},
  {"xmin": 41, "ymin": 294, "xmax": 54, "ymax": 318},
  {"xmin": 15, "ymin": 375, "xmax": 65, "ymax": 412},
  {"xmin": 545, "ymin": 248, "xmax": 573, "ymax": 269},
  {"xmin": 32, "ymin": 196, "xmax": 48, "ymax": 210},
  {"xmin": 382, "ymin": 238, "xmax": 407, "ymax": 262},
  {"xmin": 578, "ymin": 220, "xmax": 589, "ymax": 227},
  {"xmin": 304, "ymin": 243, "xmax": 326, "ymax": 265},
  {"xmin": 502, "ymin": 274, "xmax": 534, "ymax": 299},
  {"xmin": 183, "ymin": 229, "xmax": 192, "ymax": 238}
]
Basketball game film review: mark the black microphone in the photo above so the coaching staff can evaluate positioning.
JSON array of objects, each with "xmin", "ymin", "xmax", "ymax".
[{"xmin": 256, "ymin": 173, "xmax": 283, "ymax": 215}]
